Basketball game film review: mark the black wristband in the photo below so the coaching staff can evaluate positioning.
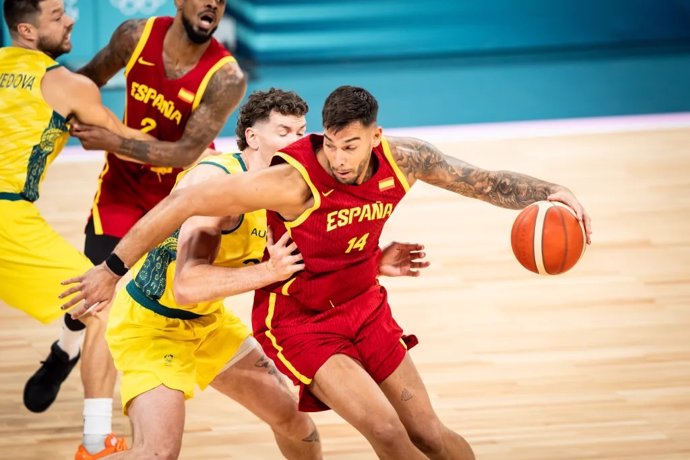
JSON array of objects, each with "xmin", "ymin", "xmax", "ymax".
[{"xmin": 105, "ymin": 253, "xmax": 129, "ymax": 277}]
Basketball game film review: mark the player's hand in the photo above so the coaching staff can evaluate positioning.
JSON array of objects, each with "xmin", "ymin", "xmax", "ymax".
[
  {"xmin": 58, "ymin": 263, "xmax": 121, "ymax": 319},
  {"xmin": 70, "ymin": 120, "xmax": 120, "ymax": 151},
  {"xmin": 265, "ymin": 227, "xmax": 304, "ymax": 281},
  {"xmin": 378, "ymin": 241, "xmax": 430, "ymax": 277},
  {"xmin": 547, "ymin": 189, "xmax": 592, "ymax": 244}
]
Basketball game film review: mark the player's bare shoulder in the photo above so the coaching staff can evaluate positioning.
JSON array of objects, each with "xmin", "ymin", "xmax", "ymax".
[
  {"xmin": 110, "ymin": 18, "xmax": 148, "ymax": 62},
  {"xmin": 385, "ymin": 135, "xmax": 449, "ymax": 186},
  {"xmin": 77, "ymin": 18, "xmax": 147, "ymax": 86},
  {"xmin": 199, "ymin": 59, "xmax": 246, "ymax": 111}
]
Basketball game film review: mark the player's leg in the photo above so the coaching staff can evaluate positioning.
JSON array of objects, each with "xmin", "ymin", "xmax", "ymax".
[
  {"xmin": 104, "ymin": 289, "xmax": 203, "ymax": 458},
  {"xmin": 103, "ymin": 385, "xmax": 185, "ymax": 460},
  {"xmin": 379, "ymin": 354, "xmax": 475, "ymax": 460},
  {"xmin": 309, "ymin": 354, "xmax": 427, "ymax": 460},
  {"xmin": 75, "ymin": 304, "xmax": 120, "ymax": 456},
  {"xmin": 0, "ymin": 200, "xmax": 124, "ymax": 456},
  {"xmin": 210, "ymin": 337, "xmax": 322, "ymax": 459}
]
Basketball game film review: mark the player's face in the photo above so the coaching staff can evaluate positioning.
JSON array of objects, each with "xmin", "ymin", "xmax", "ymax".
[
  {"xmin": 249, "ymin": 111, "xmax": 307, "ymax": 158},
  {"xmin": 179, "ymin": 0, "xmax": 226, "ymax": 44},
  {"xmin": 34, "ymin": 0, "xmax": 74, "ymax": 58},
  {"xmin": 322, "ymin": 121, "xmax": 382, "ymax": 185}
]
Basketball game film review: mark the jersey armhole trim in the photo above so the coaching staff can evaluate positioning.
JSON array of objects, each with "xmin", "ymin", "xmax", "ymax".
[{"xmin": 124, "ymin": 17, "xmax": 156, "ymax": 77}]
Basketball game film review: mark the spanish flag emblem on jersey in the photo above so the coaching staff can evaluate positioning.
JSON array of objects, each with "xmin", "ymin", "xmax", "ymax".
[
  {"xmin": 177, "ymin": 88, "xmax": 195, "ymax": 104},
  {"xmin": 378, "ymin": 176, "xmax": 395, "ymax": 191}
]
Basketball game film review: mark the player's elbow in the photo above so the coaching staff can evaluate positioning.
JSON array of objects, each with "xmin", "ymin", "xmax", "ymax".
[{"xmin": 172, "ymin": 279, "xmax": 197, "ymax": 305}]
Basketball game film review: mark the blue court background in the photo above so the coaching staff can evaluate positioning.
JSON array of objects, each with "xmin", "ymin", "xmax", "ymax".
[{"xmin": 3, "ymin": 0, "xmax": 690, "ymax": 136}]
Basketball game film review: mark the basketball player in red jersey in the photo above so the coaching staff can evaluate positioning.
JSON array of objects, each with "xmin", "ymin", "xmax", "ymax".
[
  {"xmin": 73, "ymin": 0, "xmax": 245, "ymax": 262},
  {"xmin": 63, "ymin": 86, "xmax": 592, "ymax": 459}
]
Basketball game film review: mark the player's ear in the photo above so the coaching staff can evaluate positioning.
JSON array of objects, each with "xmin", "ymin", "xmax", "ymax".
[
  {"xmin": 371, "ymin": 126, "xmax": 383, "ymax": 148},
  {"xmin": 245, "ymin": 127, "xmax": 259, "ymax": 150},
  {"xmin": 16, "ymin": 22, "xmax": 38, "ymax": 42},
  {"xmin": 174, "ymin": 0, "xmax": 183, "ymax": 11}
]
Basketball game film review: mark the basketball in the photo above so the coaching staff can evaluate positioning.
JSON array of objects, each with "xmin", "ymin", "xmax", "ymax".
[{"xmin": 511, "ymin": 201, "xmax": 586, "ymax": 275}]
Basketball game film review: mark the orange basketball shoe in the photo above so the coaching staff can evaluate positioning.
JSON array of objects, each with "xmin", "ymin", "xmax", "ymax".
[{"xmin": 74, "ymin": 434, "xmax": 128, "ymax": 459}]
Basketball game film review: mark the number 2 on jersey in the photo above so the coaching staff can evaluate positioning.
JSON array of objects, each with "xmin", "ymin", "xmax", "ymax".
[
  {"xmin": 345, "ymin": 233, "xmax": 370, "ymax": 253},
  {"xmin": 140, "ymin": 117, "xmax": 157, "ymax": 133}
]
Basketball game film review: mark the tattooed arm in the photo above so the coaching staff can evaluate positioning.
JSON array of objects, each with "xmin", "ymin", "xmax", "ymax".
[
  {"xmin": 388, "ymin": 136, "xmax": 592, "ymax": 241},
  {"xmin": 77, "ymin": 19, "xmax": 145, "ymax": 86},
  {"xmin": 73, "ymin": 62, "xmax": 247, "ymax": 168}
]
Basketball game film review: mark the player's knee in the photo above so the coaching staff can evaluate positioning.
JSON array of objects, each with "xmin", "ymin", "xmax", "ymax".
[
  {"xmin": 407, "ymin": 420, "xmax": 446, "ymax": 455},
  {"xmin": 368, "ymin": 417, "xmax": 409, "ymax": 448},
  {"xmin": 269, "ymin": 404, "xmax": 312, "ymax": 438}
]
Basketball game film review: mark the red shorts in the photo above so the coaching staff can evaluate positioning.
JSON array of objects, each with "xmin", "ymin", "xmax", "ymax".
[
  {"xmin": 252, "ymin": 284, "xmax": 418, "ymax": 412},
  {"xmin": 89, "ymin": 153, "xmax": 182, "ymax": 238}
]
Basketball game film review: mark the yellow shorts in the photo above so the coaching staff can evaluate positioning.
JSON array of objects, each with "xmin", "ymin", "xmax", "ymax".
[
  {"xmin": 0, "ymin": 199, "xmax": 92, "ymax": 323},
  {"xmin": 106, "ymin": 288, "xmax": 251, "ymax": 413}
]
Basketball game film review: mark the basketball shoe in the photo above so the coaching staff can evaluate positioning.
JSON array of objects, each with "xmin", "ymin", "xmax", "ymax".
[
  {"xmin": 74, "ymin": 434, "xmax": 128, "ymax": 459},
  {"xmin": 23, "ymin": 341, "xmax": 80, "ymax": 412}
]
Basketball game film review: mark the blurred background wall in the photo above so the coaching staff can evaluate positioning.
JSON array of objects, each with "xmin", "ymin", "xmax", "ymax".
[{"xmin": 3, "ymin": 0, "xmax": 690, "ymax": 137}]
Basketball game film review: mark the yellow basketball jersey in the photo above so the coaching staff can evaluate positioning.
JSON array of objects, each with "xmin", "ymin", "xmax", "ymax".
[
  {"xmin": 127, "ymin": 153, "xmax": 267, "ymax": 317},
  {"xmin": 0, "ymin": 47, "xmax": 69, "ymax": 201}
]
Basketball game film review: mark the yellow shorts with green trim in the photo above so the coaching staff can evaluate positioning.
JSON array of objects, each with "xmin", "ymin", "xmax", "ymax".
[
  {"xmin": 0, "ymin": 200, "xmax": 92, "ymax": 323},
  {"xmin": 105, "ymin": 288, "xmax": 251, "ymax": 414}
]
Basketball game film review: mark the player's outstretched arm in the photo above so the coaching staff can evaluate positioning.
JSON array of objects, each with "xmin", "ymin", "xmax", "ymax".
[
  {"xmin": 173, "ymin": 166, "xmax": 304, "ymax": 305},
  {"xmin": 59, "ymin": 164, "xmax": 310, "ymax": 316},
  {"xmin": 388, "ymin": 136, "xmax": 592, "ymax": 243},
  {"xmin": 73, "ymin": 62, "xmax": 247, "ymax": 168},
  {"xmin": 77, "ymin": 19, "xmax": 145, "ymax": 87},
  {"xmin": 42, "ymin": 67, "xmax": 151, "ymax": 142}
]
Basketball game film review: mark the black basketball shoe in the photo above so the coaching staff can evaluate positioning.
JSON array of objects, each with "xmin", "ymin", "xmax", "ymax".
[{"xmin": 23, "ymin": 341, "xmax": 80, "ymax": 412}]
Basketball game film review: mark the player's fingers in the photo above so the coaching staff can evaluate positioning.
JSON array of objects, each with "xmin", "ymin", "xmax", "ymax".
[
  {"xmin": 266, "ymin": 226, "xmax": 274, "ymax": 246},
  {"xmin": 290, "ymin": 263, "xmax": 305, "ymax": 273},
  {"xmin": 61, "ymin": 276, "xmax": 83, "ymax": 286},
  {"xmin": 583, "ymin": 213, "xmax": 593, "ymax": 244},
  {"xmin": 78, "ymin": 301, "xmax": 102, "ymax": 319},
  {"xmin": 286, "ymin": 241, "xmax": 299, "ymax": 253},
  {"xmin": 60, "ymin": 292, "xmax": 86, "ymax": 311},
  {"xmin": 58, "ymin": 285, "xmax": 82, "ymax": 299}
]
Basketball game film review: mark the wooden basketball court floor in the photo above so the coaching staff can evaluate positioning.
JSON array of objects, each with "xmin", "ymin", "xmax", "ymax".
[{"xmin": 1, "ymin": 123, "xmax": 689, "ymax": 459}]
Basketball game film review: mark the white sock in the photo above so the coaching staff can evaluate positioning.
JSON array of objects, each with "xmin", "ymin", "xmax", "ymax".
[
  {"xmin": 83, "ymin": 398, "xmax": 113, "ymax": 454},
  {"xmin": 57, "ymin": 318, "xmax": 84, "ymax": 360}
]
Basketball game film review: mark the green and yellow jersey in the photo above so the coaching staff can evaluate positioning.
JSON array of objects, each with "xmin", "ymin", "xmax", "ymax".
[
  {"xmin": 0, "ymin": 47, "xmax": 69, "ymax": 202},
  {"xmin": 126, "ymin": 153, "xmax": 267, "ymax": 317}
]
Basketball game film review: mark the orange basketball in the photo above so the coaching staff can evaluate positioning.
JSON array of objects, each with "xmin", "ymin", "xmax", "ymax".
[{"xmin": 511, "ymin": 201, "xmax": 586, "ymax": 275}]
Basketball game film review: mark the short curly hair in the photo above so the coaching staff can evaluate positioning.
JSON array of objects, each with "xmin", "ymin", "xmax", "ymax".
[{"xmin": 235, "ymin": 88, "xmax": 309, "ymax": 151}]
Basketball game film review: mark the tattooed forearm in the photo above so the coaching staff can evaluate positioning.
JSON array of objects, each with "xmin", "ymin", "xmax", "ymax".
[
  {"xmin": 117, "ymin": 138, "xmax": 195, "ymax": 167},
  {"xmin": 390, "ymin": 136, "xmax": 565, "ymax": 209}
]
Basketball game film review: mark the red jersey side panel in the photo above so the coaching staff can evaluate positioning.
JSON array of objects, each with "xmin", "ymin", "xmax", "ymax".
[{"xmin": 90, "ymin": 16, "xmax": 235, "ymax": 237}]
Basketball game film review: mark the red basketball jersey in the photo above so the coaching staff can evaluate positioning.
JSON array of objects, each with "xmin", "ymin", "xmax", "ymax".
[
  {"xmin": 90, "ymin": 16, "xmax": 235, "ymax": 237},
  {"xmin": 258, "ymin": 134, "xmax": 410, "ymax": 312}
]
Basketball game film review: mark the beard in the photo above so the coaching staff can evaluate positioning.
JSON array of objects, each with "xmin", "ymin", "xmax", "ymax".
[
  {"xmin": 182, "ymin": 15, "xmax": 217, "ymax": 44},
  {"xmin": 37, "ymin": 34, "xmax": 71, "ymax": 59}
]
